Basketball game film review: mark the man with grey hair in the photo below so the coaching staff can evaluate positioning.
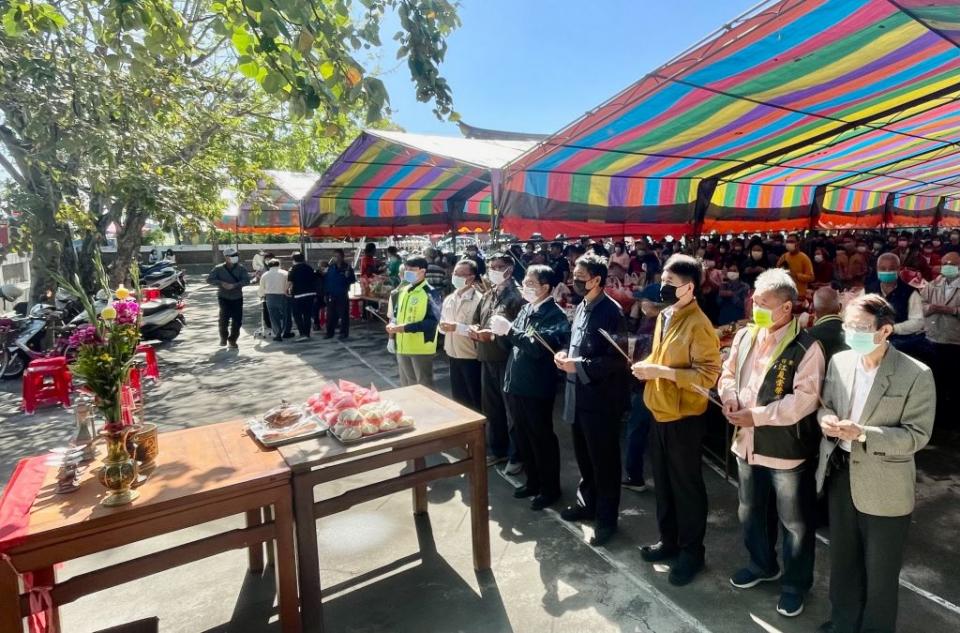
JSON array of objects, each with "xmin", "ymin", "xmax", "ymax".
[
  {"xmin": 718, "ymin": 268, "xmax": 825, "ymax": 618},
  {"xmin": 866, "ymin": 252, "xmax": 925, "ymax": 358},
  {"xmin": 808, "ymin": 286, "xmax": 847, "ymax": 363}
]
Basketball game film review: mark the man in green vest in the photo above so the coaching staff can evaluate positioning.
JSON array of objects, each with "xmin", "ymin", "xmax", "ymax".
[
  {"xmin": 386, "ymin": 255, "xmax": 442, "ymax": 388},
  {"xmin": 717, "ymin": 268, "xmax": 826, "ymax": 619}
]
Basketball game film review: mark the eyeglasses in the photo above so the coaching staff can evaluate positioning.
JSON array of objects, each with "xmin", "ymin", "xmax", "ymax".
[{"xmin": 842, "ymin": 324, "xmax": 877, "ymax": 334}]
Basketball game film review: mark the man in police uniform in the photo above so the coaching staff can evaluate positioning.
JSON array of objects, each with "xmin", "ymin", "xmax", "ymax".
[{"xmin": 386, "ymin": 256, "xmax": 443, "ymax": 387}]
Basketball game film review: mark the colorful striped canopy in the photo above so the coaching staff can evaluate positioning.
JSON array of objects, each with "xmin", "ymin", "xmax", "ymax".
[
  {"xmin": 216, "ymin": 171, "xmax": 317, "ymax": 235},
  {"xmin": 302, "ymin": 131, "xmax": 535, "ymax": 237},
  {"xmin": 501, "ymin": 0, "xmax": 960, "ymax": 238}
]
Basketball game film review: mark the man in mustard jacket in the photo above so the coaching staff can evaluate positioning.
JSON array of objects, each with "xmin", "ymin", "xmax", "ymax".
[{"xmin": 632, "ymin": 254, "xmax": 721, "ymax": 586}]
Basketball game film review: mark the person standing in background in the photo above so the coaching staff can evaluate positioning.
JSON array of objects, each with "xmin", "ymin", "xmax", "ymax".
[
  {"xmin": 324, "ymin": 249, "xmax": 355, "ymax": 340},
  {"xmin": 386, "ymin": 256, "xmax": 442, "ymax": 388},
  {"xmin": 207, "ymin": 247, "xmax": 250, "ymax": 349},
  {"xmin": 259, "ymin": 259, "xmax": 289, "ymax": 342},
  {"xmin": 439, "ymin": 260, "xmax": 483, "ymax": 410},
  {"xmin": 385, "ymin": 246, "xmax": 403, "ymax": 287},
  {"xmin": 471, "ymin": 253, "xmax": 526, "ymax": 472},
  {"xmin": 632, "ymin": 254, "xmax": 721, "ymax": 586},
  {"xmin": 777, "ymin": 234, "xmax": 815, "ymax": 298},
  {"xmin": 920, "ymin": 252, "xmax": 960, "ymax": 430},
  {"xmin": 360, "ymin": 242, "xmax": 380, "ymax": 277},
  {"xmin": 465, "ymin": 243, "xmax": 486, "ymax": 276},
  {"xmin": 555, "ymin": 253, "xmax": 629, "ymax": 547},
  {"xmin": 808, "ymin": 287, "xmax": 847, "ymax": 363},
  {"xmin": 287, "ymin": 253, "xmax": 316, "ymax": 340}
]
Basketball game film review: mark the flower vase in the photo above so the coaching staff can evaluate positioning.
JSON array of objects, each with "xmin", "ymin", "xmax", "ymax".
[{"xmin": 98, "ymin": 426, "xmax": 140, "ymax": 507}]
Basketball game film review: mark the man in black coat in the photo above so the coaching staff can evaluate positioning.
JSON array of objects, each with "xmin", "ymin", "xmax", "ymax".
[
  {"xmin": 554, "ymin": 252, "xmax": 630, "ymax": 545},
  {"xmin": 807, "ymin": 286, "xmax": 847, "ymax": 363}
]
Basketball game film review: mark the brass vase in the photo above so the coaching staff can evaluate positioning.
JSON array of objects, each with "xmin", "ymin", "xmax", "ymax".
[
  {"xmin": 98, "ymin": 427, "xmax": 140, "ymax": 507},
  {"xmin": 133, "ymin": 422, "xmax": 159, "ymax": 475}
]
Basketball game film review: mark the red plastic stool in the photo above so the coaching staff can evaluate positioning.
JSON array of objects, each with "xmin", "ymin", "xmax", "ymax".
[
  {"xmin": 28, "ymin": 356, "xmax": 67, "ymax": 369},
  {"xmin": 136, "ymin": 343, "xmax": 159, "ymax": 381},
  {"xmin": 349, "ymin": 298, "xmax": 363, "ymax": 320},
  {"xmin": 22, "ymin": 359, "xmax": 72, "ymax": 414}
]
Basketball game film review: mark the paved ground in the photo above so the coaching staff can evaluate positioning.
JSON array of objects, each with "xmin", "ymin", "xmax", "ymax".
[{"xmin": 1, "ymin": 279, "xmax": 958, "ymax": 633}]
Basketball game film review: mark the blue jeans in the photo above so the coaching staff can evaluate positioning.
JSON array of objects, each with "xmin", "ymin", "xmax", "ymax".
[
  {"xmin": 265, "ymin": 294, "xmax": 288, "ymax": 339},
  {"xmin": 624, "ymin": 392, "xmax": 651, "ymax": 481},
  {"xmin": 736, "ymin": 457, "xmax": 816, "ymax": 595}
]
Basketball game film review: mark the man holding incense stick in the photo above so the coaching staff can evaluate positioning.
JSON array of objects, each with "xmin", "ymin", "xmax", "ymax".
[
  {"xmin": 718, "ymin": 268, "xmax": 825, "ymax": 619},
  {"xmin": 632, "ymin": 254, "xmax": 721, "ymax": 586},
  {"xmin": 495, "ymin": 265, "xmax": 570, "ymax": 511},
  {"xmin": 554, "ymin": 252, "xmax": 629, "ymax": 546}
]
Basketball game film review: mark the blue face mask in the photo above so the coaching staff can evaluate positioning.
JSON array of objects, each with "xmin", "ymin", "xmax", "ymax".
[
  {"xmin": 402, "ymin": 270, "xmax": 419, "ymax": 284},
  {"xmin": 844, "ymin": 330, "xmax": 880, "ymax": 356},
  {"xmin": 941, "ymin": 264, "xmax": 959, "ymax": 279},
  {"xmin": 877, "ymin": 271, "xmax": 897, "ymax": 283}
]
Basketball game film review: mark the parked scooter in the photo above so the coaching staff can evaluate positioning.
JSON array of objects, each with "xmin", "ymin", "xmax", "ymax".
[
  {"xmin": 0, "ymin": 293, "xmax": 76, "ymax": 379},
  {"xmin": 68, "ymin": 290, "xmax": 186, "ymax": 342},
  {"xmin": 140, "ymin": 264, "xmax": 187, "ymax": 298}
]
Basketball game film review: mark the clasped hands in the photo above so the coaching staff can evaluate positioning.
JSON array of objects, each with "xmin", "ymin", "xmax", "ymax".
[
  {"xmin": 385, "ymin": 322, "xmax": 405, "ymax": 334},
  {"xmin": 553, "ymin": 351, "xmax": 581, "ymax": 374},
  {"xmin": 820, "ymin": 414, "xmax": 864, "ymax": 442},
  {"xmin": 721, "ymin": 401, "xmax": 755, "ymax": 428},
  {"xmin": 630, "ymin": 361, "xmax": 670, "ymax": 381}
]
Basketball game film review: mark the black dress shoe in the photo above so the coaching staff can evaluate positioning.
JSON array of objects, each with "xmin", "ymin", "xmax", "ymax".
[
  {"xmin": 640, "ymin": 541, "xmax": 679, "ymax": 562},
  {"xmin": 590, "ymin": 525, "xmax": 617, "ymax": 546},
  {"xmin": 530, "ymin": 493, "xmax": 560, "ymax": 510},
  {"xmin": 816, "ymin": 622, "xmax": 835, "ymax": 633},
  {"xmin": 668, "ymin": 555, "xmax": 705, "ymax": 586},
  {"xmin": 513, "ymin": 485, "xmax": 538, "ymax": 499},
  {"xmin": 560, "ymin": 505, "xmax": 594, "ymax": 522}
]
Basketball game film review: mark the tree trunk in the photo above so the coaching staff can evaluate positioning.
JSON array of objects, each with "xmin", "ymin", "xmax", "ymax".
[
  {"xmin": 30, "ymin": 222, "xmax": 69, "ymax": 304},
  {"xmin": 111, "ymin": 206, "xmax": 148, "ymax": 287}
]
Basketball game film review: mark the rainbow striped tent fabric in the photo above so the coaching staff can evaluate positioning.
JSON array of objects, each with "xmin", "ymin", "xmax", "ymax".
[
  {"xmin": 216, "ymin": 171, "xmax": 318, "ymax": 235},
  {"xmin": 500, "ymin": 0, "xmax": 960, "ymax": 238},
  {"xmin": 302, "ymin": 130, "xmax": 535, "ymax": 237}
]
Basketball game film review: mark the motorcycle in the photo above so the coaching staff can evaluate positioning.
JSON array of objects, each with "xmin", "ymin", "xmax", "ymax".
[
  {"xmin": 67, "ymin": 292, "xmax": 186, "ymax": 343},
  {"xmin": 1, "ymin": 303, "xmax": 75, "ymax": 379},
  {"xmin": 140, "ymin": 263, "xmax": 186, "ymax": 298}
]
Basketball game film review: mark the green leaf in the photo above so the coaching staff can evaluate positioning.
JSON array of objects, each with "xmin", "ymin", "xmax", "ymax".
[
  {"xmin": 231, "ymin": 28, "xmax": 254, "ymax": 54},
  {"xmin": 296, "ymin": 29, "xmax": 315, "ymax": 53},
  {"xmin": 319, "ymin": 60, "xmax": 335, "ymax": 80},
  {"xmin": 263, "ymin": 71, "xmax": 286, "ymax": 94},
  {"xmin": 238, "ymin": 60, "xmax": 261, "ymax": 78}
]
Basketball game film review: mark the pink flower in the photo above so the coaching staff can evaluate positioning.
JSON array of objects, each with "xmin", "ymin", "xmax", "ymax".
[
  {"xmin": 114, "ymin": 299, "xmax": 140, "ymax": 325},
  {"xmin": 68, "ymin": 324, "xmax": 101, "ymax": 348}
]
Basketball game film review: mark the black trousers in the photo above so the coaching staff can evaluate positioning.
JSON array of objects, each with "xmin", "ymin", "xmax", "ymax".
[
  {"xmin": 931, "ymin": 342, "xmax": 960, "ymax": 431},
  {"xmin": 449, "ymin": 357, "xmax": 482, "ymax": 411},
  {"xmin": 313, "ymin": 294, "xmax": 326, "ymax": 327},
  {"xmin": 827, "ymin": 459, "xmax": 911, "ymax": 633},
  {"xmin": 292, "ymin": 295, "xmax": 315, "ymax": 337},
  {"xmin": 506, "ymin": 393, "xmax": 560, "ymax": 497},
  {"xmin": 650, "ymin": 415, "xmax": 708, "ymax": 563},
  {"xmin": 480, "ymin": 360, "xmax": 516, "ymax": 460},
  {"xmin": 571, "ymin": 409, "xmax": 622, "ymax": 528},
  {"xmin": 217, "ymin": 297, "xmax": 243, "ymax": 343},
  {"xmin": 326, "ymin": 293, "xmax": 350, "ymax": 337}
]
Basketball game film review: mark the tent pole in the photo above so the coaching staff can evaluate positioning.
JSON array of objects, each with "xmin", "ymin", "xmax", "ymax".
[
  {"xmin": 933, "ymin": 197, "xmax": 946, "ymax": 233},
  {"xmin": 298, "ymin": 200, "xmax": 306, "ymax": 255},
  {"xmin": 691, "ymin": 178, "xmax": 718, "ymax": 246},
  {"xmin": 809, "ymin": 185, "xmax": 826, "ymax": 233},
  {"xmin": 882, "ymin": 193, "xmax": 895, "ymax": 233}
]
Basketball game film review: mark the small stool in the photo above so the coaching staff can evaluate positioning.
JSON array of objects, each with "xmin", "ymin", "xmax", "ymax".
[
  {"xmin": 136, "ymin": 343, "xmax": 159, "ymax": 381},
  {"xmin": 22, "ymin": 359, "xmax": 72, "ymax": 414},
  {"xmin": 349, "ymin": 298, "xmax": 363, "ymax": 320}
]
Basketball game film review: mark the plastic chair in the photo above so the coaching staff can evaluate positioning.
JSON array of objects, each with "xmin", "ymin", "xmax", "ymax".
[
  {"xmin": 136, "ymin": 343, "xmax": 159, "ymax": 381},
  {"xmin": 22, "ymin": 359, "xmax": 72, "ymax": 414}
]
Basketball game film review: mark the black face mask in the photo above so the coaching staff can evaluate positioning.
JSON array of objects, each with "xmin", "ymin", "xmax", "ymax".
[
  {"xmin": 572, "ymin": 279, "xmax": 589, "ymax": 296},
  {"xmin": 660, "ymin": 283, "xmax": 680, "ymax": 305}
]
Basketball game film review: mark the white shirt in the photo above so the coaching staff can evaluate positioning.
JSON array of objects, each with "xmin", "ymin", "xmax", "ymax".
[
  {"xmin": 841, "ymin": 358, "xmax": 878, "ymax": 451},
  {"xmin": 259, "ymin": 268, "xmax": 288, "ymax": 296}
]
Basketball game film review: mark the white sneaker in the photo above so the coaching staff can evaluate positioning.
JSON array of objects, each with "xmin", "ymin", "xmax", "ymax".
[{"xmin": 504, "ymin": 461, "xmax": 523, "ymax": 476}]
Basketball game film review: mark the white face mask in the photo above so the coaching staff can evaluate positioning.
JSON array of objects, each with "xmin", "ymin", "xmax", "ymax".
[
  {"xmin": 488, "ymin": 269, "xmax": 507, "ymax": 285},
  {"xmin": 726, "ymin": 271, "xmax": 739, "ymax": 281},
  {"xmin": 228, "ymin": 256, "xmax": 239, "ymax": 264},
  {"xmin": 521, "ymin": 286, "xmax": 541, "ymax": 303},
  {"xmin": 452, "ymin": 276, "xmax": 469, "ymax": 290}
]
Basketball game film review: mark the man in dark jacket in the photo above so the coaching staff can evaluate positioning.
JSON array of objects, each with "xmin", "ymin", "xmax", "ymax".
[
  {"xmin": 287, "ymin": 252, "xmax": 316, "ymax": 339},
  {"xmin": 324, "ymin": 249, "xmax": 356, "ymax": 340},
  {"xmin": 499, "ymin": 264, "xmax": 571, "ymax": 511},
  {"xmin": 808, "ymin": 286, "xmax": 847, "ymax": 363},
  {"xmin": 471, "ymin": 252, "xmax": 526, "ymax": 470},
  {"xmin": 207, "ymin": 247, "xmax": 250, "ymax": 349},
  {"xmin": 554, "ymin": 253, "xmax": 629, "ymax": 545}
]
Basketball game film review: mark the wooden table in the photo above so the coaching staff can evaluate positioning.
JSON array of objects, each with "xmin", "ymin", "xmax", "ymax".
[
  {"xmin": 278, "ymin": 385, "xmax": 489, "ymax": 633},
  {"xmin": 0, "ymin": 421, "xmax": 301, "ymax": 633}
]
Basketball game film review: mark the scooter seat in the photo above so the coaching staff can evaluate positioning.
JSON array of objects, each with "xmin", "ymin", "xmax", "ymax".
[{"xmin": 140, "ymin": 300, "xmax": 176, "ymax": 317}]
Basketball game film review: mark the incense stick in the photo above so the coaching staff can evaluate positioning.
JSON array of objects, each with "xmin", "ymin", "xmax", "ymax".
[
  {"xmin": 597, "ymin": 328, "xmax": 632, "ymax": 363},
  {"xmin": 529, "ymin": 329, "xmax": 557, "ymax": 355},
  {"xmin": 364, "ymin": 305, "xmax": 389, "ymax": 324},
  {"xmin": 689, "ymin": 384, "xmax": 724, "ymax": 408}
]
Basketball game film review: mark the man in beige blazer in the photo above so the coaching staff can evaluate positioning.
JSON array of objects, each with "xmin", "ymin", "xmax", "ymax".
[{"xmin": 815, "ymin": 294, "xmax": 936, "ymax": 633}]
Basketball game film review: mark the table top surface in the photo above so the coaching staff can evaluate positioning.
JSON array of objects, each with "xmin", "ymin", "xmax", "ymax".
[
  {"xmin": 278, "ymin": 385, "xmax": 485, "ymax": 472},
  {"xmin": 21, "ymin": 421, "xmax": 289, "ymax": 541}
]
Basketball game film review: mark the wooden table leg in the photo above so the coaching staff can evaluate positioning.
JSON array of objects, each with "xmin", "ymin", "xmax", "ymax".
[
  {"xmin": 264, "ymin": 505, "xmax": 276, "ymax": 567},
  {"xmin": 468, "ymin": 428, "xmax": 491, "ymax": 570},
  {"xmin": 245, "ymin": 509, "xmax": 265, "ymax": 573},
  {"xmin": 272, "ymin": 491, "xmax": 303, "ymax": 633},
  {"xmin": 0, "ymin": 558, "xmax": 23, "ymax": 633},
  {"xmin": 411, "ymin": 457, "xmax": 428, "ymax": 516},
  {"xmin": 293, "ymin": 476, "xmax": 324, "ymax": 633}
]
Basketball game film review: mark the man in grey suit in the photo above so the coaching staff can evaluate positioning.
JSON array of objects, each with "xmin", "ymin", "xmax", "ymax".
[{"xmin": 815, "ymin": 294, "xmax": 936, "ymax": 633}]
